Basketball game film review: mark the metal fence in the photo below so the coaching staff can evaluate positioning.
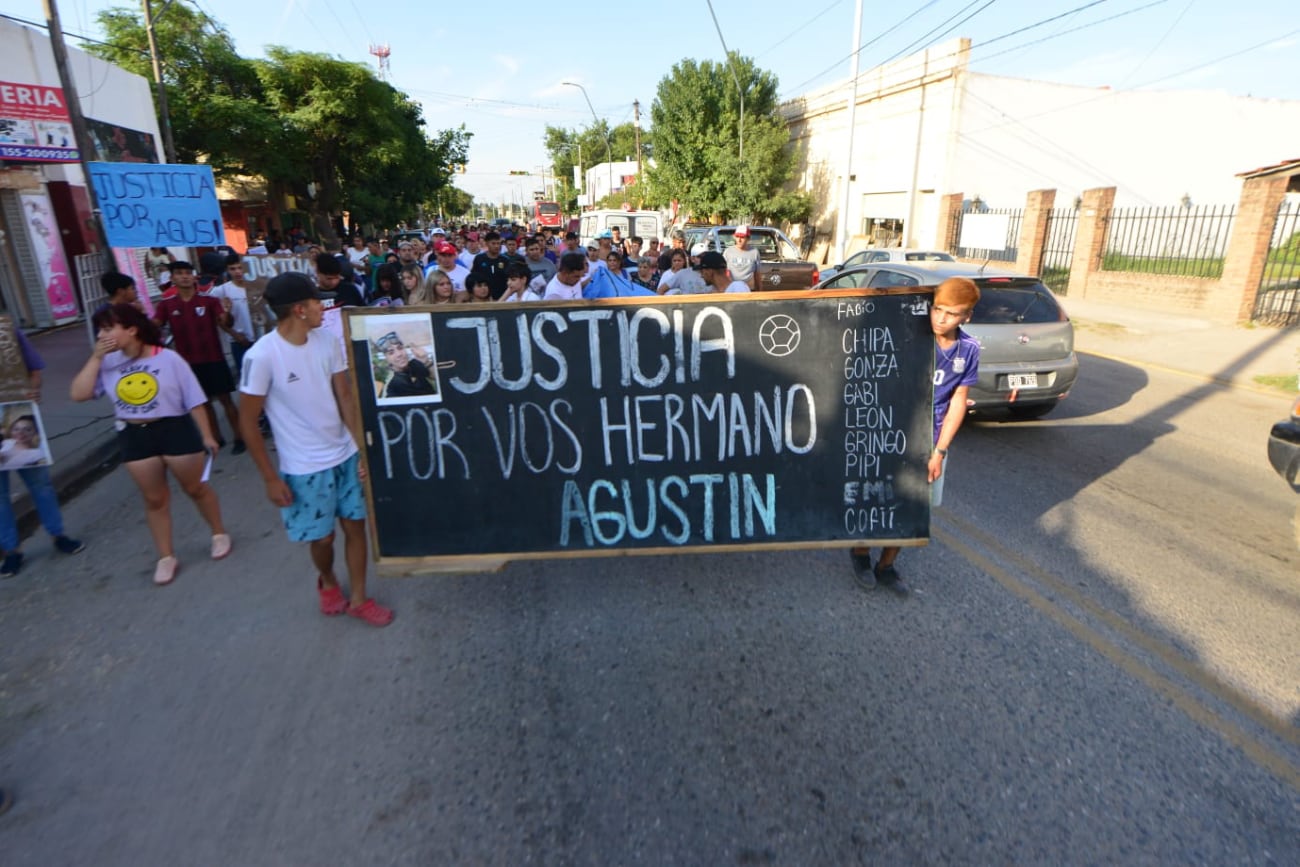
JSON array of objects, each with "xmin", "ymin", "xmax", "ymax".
[
  {"xmin": 950, "ymin": 206, "xmax": 1023, "ymax": 263},
  {"xmin": 1253, "ymin": 197, "xmax": 1300, "ymax": 326},
  {"xmin": 1100, "ymin": 204, "xmax": 1236, "ymax": 278},
  {"xmin": 1041, "ymin": 208, "xmax": 1079, "ymax": 294}
]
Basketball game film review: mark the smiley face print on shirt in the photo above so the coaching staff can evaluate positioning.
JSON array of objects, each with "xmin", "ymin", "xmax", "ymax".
[{"xmin": 117, "ymin": 371, "xmax": 160, "ymax": 406}]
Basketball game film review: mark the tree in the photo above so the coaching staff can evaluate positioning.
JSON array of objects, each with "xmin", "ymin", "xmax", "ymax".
[
  {"xmin": 91, "ymin": 5, "xmax": 276, "ymax": 175},
  {"xmin": 91, "ymin": 7, "xmax": 471, "ymax": 242},
  {"xmin": 544, "ymin": 121, "xmax": 647, "ymax": 211},
  {"xmin": 432, "ymin": 186, "xmax": 475, "ymax": 221},
  {"xmin": 647, "ymin": 54, "xmax": 810, "ymax": 224}
]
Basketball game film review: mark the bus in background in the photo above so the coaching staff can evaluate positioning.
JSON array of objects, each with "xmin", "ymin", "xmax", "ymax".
[{"xmin": 533, "ymin": 201, "xmax": 563, "ymax": 230}]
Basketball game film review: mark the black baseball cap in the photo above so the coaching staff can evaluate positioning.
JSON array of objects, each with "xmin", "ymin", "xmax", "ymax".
[
  {"xmin": 694, "ymin": 251, "xmax": 727, "ymax": 271},
  {"xmin": 169, "ymin": 260, "xmax": 194, "ymax": 272},
  {"xmin": 264, "ymin": 271, "xmax": 328, "ymax": 306}
]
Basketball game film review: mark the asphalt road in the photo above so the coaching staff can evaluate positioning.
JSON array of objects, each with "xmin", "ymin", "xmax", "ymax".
[{"xmin": 0, "ymin": 352, "xmax": 1296, "ymax": 865}]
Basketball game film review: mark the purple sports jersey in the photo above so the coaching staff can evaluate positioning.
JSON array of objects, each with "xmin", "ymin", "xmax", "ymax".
[{"xmin": 933, "ymin": 331, "xmax": 980, "ymax": 442}]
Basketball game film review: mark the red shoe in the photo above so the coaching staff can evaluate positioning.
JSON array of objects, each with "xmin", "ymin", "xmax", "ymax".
[
  {"xmin": 346, "ymin": 598, "xmax": 394, "ymax": 627},
  {"xmin": 317, "ymin": 578, "xmax": 346, "ymax": 616}
]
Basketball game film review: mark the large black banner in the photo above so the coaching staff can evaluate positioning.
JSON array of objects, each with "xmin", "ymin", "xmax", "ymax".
[{"xmin": 346, "ymin": 289, "xmax": 935, "ymax": 564}]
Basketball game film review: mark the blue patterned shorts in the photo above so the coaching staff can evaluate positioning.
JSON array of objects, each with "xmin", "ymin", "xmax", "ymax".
[{"xmin": 279, "ymin": 452, "xmax": 367, "ymax": 542}]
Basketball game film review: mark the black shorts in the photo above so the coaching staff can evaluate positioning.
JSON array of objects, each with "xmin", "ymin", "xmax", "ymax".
[
  {"xmin": 117, "ymin": 415, "xmax": 205, "ymax": 462},
  {"xmin": 191, "ymin": 360, "xmax": 235, "ymax": 398}
]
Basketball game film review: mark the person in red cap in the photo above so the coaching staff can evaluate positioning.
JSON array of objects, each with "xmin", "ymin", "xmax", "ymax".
[
  {"xmin": 724, "ymin": 225, "xmax": 761, "ymax": 291},
  {"xmin": 427, "ymin": 240, "xmax": 470, "ymax": 298}
]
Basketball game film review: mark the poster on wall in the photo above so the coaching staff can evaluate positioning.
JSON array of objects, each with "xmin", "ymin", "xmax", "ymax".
[
  {"xmin": 18, "ymin": 190, "xmax": 80, "ymax": 324},
  {"xmin": 0, "ymin": 401, "xmax": 53, "ymax": 469},
  {"xmin": 87, "ymin": 118, "xmax": 160, "ymax": 164},
  {"xmin": 0, "ymin": 81, "xmax": 77, "ymax": 163}
]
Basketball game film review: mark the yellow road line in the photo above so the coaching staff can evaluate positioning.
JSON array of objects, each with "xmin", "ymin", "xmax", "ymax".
[{"xmin": 935, "ymin": 524, "xmax": 1300, "ymax": 792}]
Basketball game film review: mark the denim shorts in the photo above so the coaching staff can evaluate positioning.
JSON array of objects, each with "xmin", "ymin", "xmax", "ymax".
[{"xmin": 279, "ymin": 452, "xmax": 366, "ymax": 542}]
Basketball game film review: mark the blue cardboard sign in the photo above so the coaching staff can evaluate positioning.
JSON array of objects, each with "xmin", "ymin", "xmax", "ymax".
[{"xmin": 88, "ymin": 162, "xmax": 225, "ymax": 248}]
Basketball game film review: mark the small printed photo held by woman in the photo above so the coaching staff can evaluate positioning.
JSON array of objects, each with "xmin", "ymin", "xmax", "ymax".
[
  {"xmin": 352, "ymin": 312, "xmax": 445, "ymax": 406},
  {"xmin": 0, "ymin": 402, "xmax": 53, "ymax": 469}
]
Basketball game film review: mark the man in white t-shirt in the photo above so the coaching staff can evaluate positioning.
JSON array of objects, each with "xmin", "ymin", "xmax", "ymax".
[
  {"xmin": 542, "ymin": 253, "xmax": 588, "ymax": 301},
  {"xmin": 238, "ymin": 271, "xmax": 393, "ymax": 627},
  {"xmin": 346, "ymin": 235, "xmax": 369, "ymax": 270},
  {"xmin": 210, "ymin": 254, "xmax": 256, "ymax": 373},
  {"xmin": 457, "ymin": 232, "xmax": 482, "ymax": 271},
  {"xmin": 696, "ymin": 251, "xmax": 752, "ymax": 293}
]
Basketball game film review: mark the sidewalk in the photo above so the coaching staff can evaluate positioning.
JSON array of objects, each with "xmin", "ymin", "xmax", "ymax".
[
  {"xmin": 11, "ymin": 325, "xmax": 119, "ymax": 537},
  {"xmin": 1063, "ymin": 297, "xmax": 1299, "ymax": 397},
  {"xmin": 9, "ymin": 299, "xmax": 1300, "ymax": 535}
]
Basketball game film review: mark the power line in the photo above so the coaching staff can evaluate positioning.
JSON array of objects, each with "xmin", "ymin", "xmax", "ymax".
[
  {"xmin": 809, "ymin": 0, "xmax": 1166, "ymax": 104},
  {"xmin": 876, "ymin": 0, "xmax": 1002, "ymax": 69},
  {"xmin": 1117, "ymin": 0, "xmax": 1196, "ymax": 87},
  {"xmin": 781, "ymin": 0, "xmax": 944, "ymax": 97},
  {"xmin": 961, "ymin": 25, "xmax": 1300, "ymax": 137},
  {"xmin": 755, "ymin": 0, "xmax": 845, "ymax": 59}
]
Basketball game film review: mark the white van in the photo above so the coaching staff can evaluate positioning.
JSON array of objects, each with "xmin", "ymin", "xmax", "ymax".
[{"xmin": 578, "ymin": 209, "xmax": 665, "ymax": 247}]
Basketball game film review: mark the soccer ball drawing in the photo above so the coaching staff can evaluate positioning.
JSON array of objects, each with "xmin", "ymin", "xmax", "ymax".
[{"xmin": 757, "ymin": 314, "xmax": 801, "ymax": 357}]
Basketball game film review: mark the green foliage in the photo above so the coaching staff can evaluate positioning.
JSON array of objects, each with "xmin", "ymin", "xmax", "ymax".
[
  {"xmin": 647, "ymin": 54, "xmax": 799, "ymax": 223},
  {"xmin": 90, "ymin": 5, "xmax": 470, "ymax": 238},
  {"xmin": 1100, "ymin": 253, "xmax": 1224, "ymax": 279},
  {"xmin": 435, "ymin": 186, "xmax": 475, "ymax": 221},
  {"xmin": 544, "ymin": 121, "xmax": 646, "ymax": 211}
]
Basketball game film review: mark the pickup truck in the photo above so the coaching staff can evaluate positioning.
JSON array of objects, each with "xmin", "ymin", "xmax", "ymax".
[{"xmin": 686, "ymin": 225, "xmax": 819, "ymax": 290}]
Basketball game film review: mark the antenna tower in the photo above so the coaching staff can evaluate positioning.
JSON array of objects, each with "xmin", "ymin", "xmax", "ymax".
[{"xmin": 369, "ymin": 44, "xmax": 391, "ymax": 81}]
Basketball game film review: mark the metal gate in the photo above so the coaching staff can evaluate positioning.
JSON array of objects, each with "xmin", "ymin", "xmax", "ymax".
[
  {"xmin": 1253, "ymin": 197, "xmax": 1300, "ymax": 326},
  {"xmin": 1041, "ymin": 207, "xmax": 1078, "ymax": 294}
]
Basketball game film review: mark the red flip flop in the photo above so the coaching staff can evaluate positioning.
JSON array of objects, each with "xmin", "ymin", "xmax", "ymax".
[
  {"xmin": 346, "ymin": 598, "xmax": 394, "ymax": 627},
  {"xmin": 317, "ymin": 578, "xmax": 347, "ymax": 616}
]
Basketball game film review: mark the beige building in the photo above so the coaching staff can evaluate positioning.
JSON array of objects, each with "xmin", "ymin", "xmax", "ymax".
[{"xmin": 783, "ymin": 38, "xmax": 1300, "ymax": 259}]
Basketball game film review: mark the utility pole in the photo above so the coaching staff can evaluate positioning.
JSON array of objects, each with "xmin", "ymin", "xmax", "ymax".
[
  {"xmin": 633, "ymin": 99, "xmax": 643, "ymax": 180},
  {"xmin": 835, "ymin": 0, "xmax": 864, "ymax": 264},
  {"xmin": 142, "ymin": 0, "xmax": 177, "ymax": 163},
  {"xmin": 42, "ymin": 0, "xmax": 112, "ymax": 254}
]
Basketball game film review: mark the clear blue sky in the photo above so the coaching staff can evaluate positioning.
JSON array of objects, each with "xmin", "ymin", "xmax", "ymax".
[{"xmin": 3, "ymin": 0, "xmax": 1296, "ymax": 205}]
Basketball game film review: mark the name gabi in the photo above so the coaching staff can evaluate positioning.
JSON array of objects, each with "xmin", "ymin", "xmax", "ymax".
[{"xmin": 559, "ymin": 473, "xmax": 777, "ymax": 547}]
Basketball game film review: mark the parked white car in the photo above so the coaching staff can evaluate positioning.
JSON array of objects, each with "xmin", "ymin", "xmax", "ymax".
[{"xmin": 819, "ymin": 248, "xmax": 954, "ymax": 283}]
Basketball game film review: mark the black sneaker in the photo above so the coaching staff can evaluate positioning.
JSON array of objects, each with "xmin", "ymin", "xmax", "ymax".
[
  {"xmin": 231, "ymin": 439, "xmax": 247, "ymax": 455},
  {"xmin": 873, "ymin": 563, "xmax": 909, "ymax": 597},
  {"xmin": 849, "ymin": 549, "xmax": 875, "ymax": 590},
  {"xmin": 1, "ymin": 552, "xmax": 23, "ymax": 579},
  {"xmin": 54, "ymin": 535, "xmax": 85, "ymax": 555}
]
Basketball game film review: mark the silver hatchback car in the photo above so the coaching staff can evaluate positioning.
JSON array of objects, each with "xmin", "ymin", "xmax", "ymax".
[{"xmin": 815, "ymin": 262, "xmax": 1079, "ymax": 419}]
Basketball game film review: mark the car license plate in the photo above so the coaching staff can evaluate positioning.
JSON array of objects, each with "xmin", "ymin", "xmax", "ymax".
[{"xmin": 1007, "ymin": 373, "xmax": 1039, "ymax": 389}]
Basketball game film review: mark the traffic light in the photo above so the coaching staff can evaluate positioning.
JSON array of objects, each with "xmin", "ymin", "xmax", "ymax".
[{"xmin": 509, "ymin": 170, "xmax": 530, "ymax": 176}]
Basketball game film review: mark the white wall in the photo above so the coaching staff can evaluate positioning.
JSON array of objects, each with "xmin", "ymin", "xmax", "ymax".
[
  {"xmin": 583, "ymin": 160, "xmax": 640, "ymax": 205},
  {"xmin": 784, "ymin": 40, "xmax": 967, "ymax": 249},
  {"xmin": 950, "ymin": 73, "xmax": 1300, "ymax": 209}
]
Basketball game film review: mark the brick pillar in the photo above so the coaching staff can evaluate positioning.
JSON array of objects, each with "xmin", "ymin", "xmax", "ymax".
[
  {"xmin": 1066, "ymin": 186, "xmax": 1116, "ymax": 299},
  {"xmin": 935, "ymin": 193, "xmax": 964, "ymax": 253},
  {"xmin": 1220, "ymin": 174, "xmax": 1290, "ymax": 323},
  {"xmin": 1016, "ymin": 189, "xmax": 1055, "ymax": 276}
]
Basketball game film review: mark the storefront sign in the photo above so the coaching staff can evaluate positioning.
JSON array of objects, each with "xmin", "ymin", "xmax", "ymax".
[
  {"xmin": 87, "ymin": 162, "xmax": 225, "ymax": 248},
  {"xmin": 0, "ymin": 81, "xmax": 77, "ymax": 163}
]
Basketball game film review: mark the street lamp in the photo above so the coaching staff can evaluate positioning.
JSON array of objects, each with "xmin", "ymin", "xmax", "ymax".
[{"xmin": 562, "ymin": 82, "xmax": 613, "ymax": 205}]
